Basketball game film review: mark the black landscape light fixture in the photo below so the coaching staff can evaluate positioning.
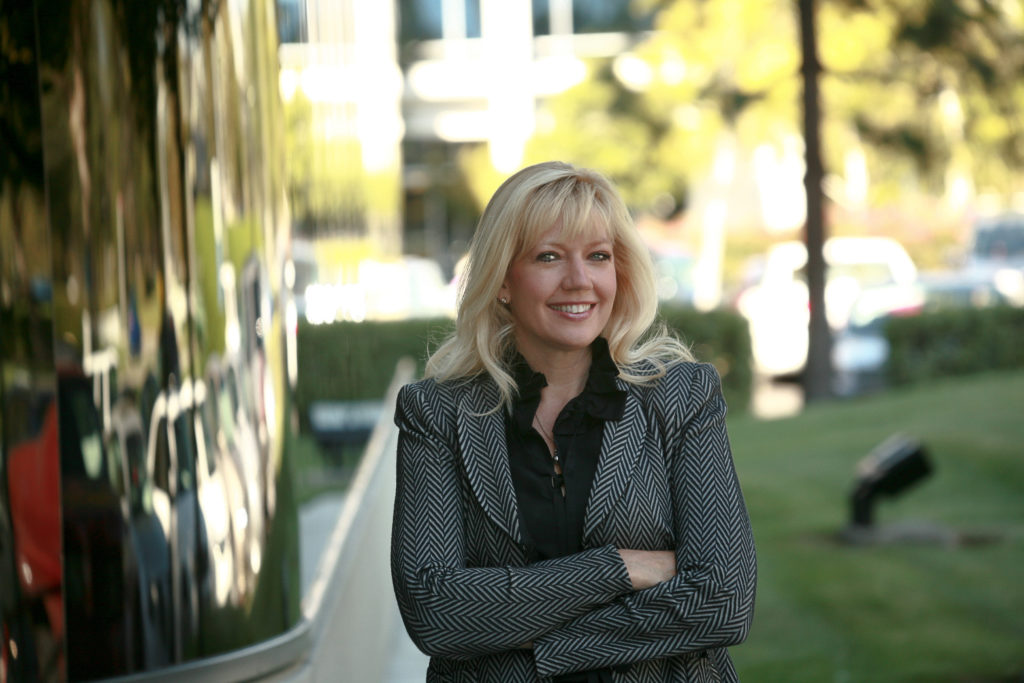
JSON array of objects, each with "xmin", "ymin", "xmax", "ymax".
[{"xmin": 849, "ymin": 433, "xmax": 933, "ymax": 527}]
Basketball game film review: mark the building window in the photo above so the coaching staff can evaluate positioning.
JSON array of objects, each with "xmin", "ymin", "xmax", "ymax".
[
  {"xmin": 465, "ymin": 0, "xmax": 481, "ymax": 38},
  {"xmin": 533, "ymin": 0, "xmax": 655, "ymax": 36},
  {"xmin": 399, "ymin": 0, "xmax": 443, "ymax": 42},
  {"xmin": 399, "ymin": 0, "xmax": 480, "ymax": 42},
  {"xmin": 276, "ymin": 0, "xmax": 307, "ymax": 44}
]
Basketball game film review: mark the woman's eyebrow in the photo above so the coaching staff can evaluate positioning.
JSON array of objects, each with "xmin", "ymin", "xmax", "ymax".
[{"xmin": 536, "ymin": 238, "xmax": 613, "ymax": 249}]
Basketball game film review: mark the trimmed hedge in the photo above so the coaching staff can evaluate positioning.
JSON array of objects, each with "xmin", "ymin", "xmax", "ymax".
[
  {"xmin": 295, "ymin": 318, "xmax": 453, "ymax": 422},
  {"xmin": 657, "ymin": 305, "xmax": 753, "ymax": 414},
  {"xmin": 295, "ymin": 307, "xmax": 753, "ymax": 430},
  {"xmin": 885, "ymin": 305, "xmax": 1024, "ymax": 386}
]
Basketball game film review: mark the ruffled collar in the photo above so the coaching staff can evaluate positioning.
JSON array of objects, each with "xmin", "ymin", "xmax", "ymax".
[{"xmin": 509, "ymin": 337, "xmax": 627, "ymax": 433}]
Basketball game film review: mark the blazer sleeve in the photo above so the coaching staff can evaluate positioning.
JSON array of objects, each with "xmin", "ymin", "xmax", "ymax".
[
  {"xmin": 390, "ymin": 380, "xmax": 634, "ymax": 660},
  {"xmin": 531, "ymin": 363, "xmax": 757, "ymax": 677}
]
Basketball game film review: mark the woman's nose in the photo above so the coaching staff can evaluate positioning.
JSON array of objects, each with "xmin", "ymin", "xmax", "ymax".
[{"xmin": 562, "ymin": 256, "xmax": 590, "ymax": 289}]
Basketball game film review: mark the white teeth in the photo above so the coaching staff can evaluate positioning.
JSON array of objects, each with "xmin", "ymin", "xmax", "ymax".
[{"xmin": 552, "ymin": 304, "xmax": 592, "ymax": 314}]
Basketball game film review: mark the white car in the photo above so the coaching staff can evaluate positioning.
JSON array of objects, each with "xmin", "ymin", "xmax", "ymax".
[{"xmin": 736, "ymin": 237, "xmax": 918, "ymax": 378}]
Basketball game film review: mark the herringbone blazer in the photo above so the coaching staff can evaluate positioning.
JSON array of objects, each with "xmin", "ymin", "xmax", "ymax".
[{"xmin": 391, "ymin": 360, "xmax": 756, "ymax": 682}]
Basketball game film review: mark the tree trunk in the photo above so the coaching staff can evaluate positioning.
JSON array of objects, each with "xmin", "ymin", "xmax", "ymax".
[{"xmin": 798, "ymin": 0, "xmax": 831, "ymax": 401}]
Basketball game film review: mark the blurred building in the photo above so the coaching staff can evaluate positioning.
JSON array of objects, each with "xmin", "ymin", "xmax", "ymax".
[
  {"xmin": 276, "ymin": 0, "xmax": 405, "ymax": 257},
  {"xmin": 275, "ymin": 0, "xmax": 654, "ymax": 279},
  {"xmin": 400, "ymin": 0, "xmax": 659, "ymax": 276}
]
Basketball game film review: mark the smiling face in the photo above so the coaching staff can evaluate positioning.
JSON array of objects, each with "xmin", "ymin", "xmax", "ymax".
[{"xmin": 499, "ymin": 218, "xmax": 617, "ymax": 366}]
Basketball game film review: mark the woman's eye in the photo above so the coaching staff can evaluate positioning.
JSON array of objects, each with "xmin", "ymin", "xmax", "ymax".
[
  {"xmin": 590, "ymin": 251, "xmax": 612, "ymax": 262},
  {"xmin": 537, "ymin": 252, "xmax": 559, "ymax": 262}
]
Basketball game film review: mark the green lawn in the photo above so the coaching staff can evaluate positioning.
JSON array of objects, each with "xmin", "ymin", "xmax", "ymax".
[{"xmin": 728, "ymin": 370, "xmax": 1024, "ymax": 682}]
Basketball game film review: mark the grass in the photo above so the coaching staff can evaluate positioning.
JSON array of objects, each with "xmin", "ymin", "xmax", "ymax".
[{"xmin": 728, "ymin": 370, "xmax": 1024, "ymax": 682}]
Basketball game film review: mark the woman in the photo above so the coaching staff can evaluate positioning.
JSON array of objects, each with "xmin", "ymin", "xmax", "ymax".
[{"xmin": 391, "ymin": 161, "xmax": 756, "ymax": 682}]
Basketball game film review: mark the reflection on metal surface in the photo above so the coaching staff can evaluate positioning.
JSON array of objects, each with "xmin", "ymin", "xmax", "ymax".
[{"xmin": 1, "ymin": 0, "xmax": 299, "ymax": 680}]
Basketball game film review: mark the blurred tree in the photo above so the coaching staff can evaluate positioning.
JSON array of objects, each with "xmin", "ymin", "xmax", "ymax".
[
  {"xmin": 595, "ymin": 0, "xmax": 1024, "ymax": 206},
  {"xmin": 522, "ymin": 59, "xmax": 695, "ymax": 212},
  {"xmin": 821, "ymin": 0, "xmax": 1024, "ymax": 201},
  {"xmin": 503, "ymin": 0, "xmax": 1024, "ymax": 217},
  {"xmin": 283, "ymin": 93, "xmax": 365, "ymax": 237},
  {"xmin": 514, "ymin": 0, "xmax": 800, "ymax": 216},
  {"xmin": 499, "ymin": 0, "xmax": 1022, "ymax": 399},
  {"xmin": 283, "ymin": 93, "xmax": 401, "ymax": 250},
  {"xmin": 455, "ymin": 143, "xmax": 508, "ymax": 213},
  {"xmin": 799, "ymin": 0, "xmax": 832, "ymax": 401}
]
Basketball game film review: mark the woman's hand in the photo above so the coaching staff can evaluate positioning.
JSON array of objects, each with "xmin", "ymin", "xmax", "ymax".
[{"xmin": 617, "ymin": 549, "xmax": 677, "ymax": 590}]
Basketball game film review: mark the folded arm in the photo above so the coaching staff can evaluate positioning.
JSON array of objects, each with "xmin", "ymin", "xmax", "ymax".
[{"xmin": 532, "ymin": 364, "xmax": 757, "ymax": 677}]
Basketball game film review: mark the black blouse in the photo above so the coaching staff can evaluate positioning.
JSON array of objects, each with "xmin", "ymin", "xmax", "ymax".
[
  {"xmin": 506, "ymin": 338, "xmax": 628, "ymax": 682},
  {"xmin": 505, "ymin": 336, "xmax": 627, "ymax": 562}
]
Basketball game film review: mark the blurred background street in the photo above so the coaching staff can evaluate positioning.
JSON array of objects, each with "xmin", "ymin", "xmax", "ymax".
[
  {"xmin": 276, "ymin": 0, "xmax": 1019, "ymax": 679},
  {"xmin": 276, "ymin": 1, "xmax": 1024, "ymax": 680},
  {"xmin": 2, "ymin": 0, "xmax": 1022, "ymax": 681}
]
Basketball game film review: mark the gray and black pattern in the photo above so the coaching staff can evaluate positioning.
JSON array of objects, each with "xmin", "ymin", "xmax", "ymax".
[{"xmin": 391, "ymin": 362, "xmax": 756, "ymax": 682}]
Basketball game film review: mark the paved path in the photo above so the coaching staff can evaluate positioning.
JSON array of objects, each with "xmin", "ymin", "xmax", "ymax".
[
  {"xmin": 300, "ymin": 491, "xmax": 428, "ymax": 682},
  {"xmin": 299, "ymin": 492, "xmax": 347, "ymax": 597}
]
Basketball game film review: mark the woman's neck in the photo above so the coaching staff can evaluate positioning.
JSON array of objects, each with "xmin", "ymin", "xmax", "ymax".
[{"xmin": 520, "ymin": 346, "xmax": 591, "ymax": 400}]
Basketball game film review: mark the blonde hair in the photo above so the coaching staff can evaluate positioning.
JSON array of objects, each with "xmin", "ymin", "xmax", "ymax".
[{"xmin": 425, "ymin": 161, "xmax": 693, "ymax": 409}]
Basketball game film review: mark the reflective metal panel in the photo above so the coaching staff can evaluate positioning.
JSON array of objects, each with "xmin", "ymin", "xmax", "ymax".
[
  {"xmin": 1, "ymin": 0, "xmax": 299, "ymax": 678},
  {"xmin": 1, "ymin": 5, "xmax": 61, "ymax": 679}
]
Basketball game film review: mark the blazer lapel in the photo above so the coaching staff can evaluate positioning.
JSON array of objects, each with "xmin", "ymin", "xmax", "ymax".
[
  {"xmin": 583, "ymin": 383, "xmax": 646, "ymax": 542},
  {"xmin": 456, "ymin": 380, "xmax": 523, "ymax": 545}
]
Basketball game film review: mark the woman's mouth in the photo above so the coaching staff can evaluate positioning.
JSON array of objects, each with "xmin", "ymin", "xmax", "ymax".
[{"xmin": 550, "ymin": 303, "xmax": 594, "ymax": 314}]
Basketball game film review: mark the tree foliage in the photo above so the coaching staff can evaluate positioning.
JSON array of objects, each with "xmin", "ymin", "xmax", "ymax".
[
  {"xmin": 510, "ymin": 0, "xmax": 1023, "ymax": 209},
  {"xmin": 523, "ymin": 60, "xmax": 699, "ymax": 212},
  {"xmin": 284, "ymin": 93, "xmax": 364, "ymax": 236},
  {"xmin": 821, "ymin": 0, "xmax": 1024, "ymax": 196},
  {"xmin": 283, "ymin": 93, "xmax": 401, "ymax": 241}
]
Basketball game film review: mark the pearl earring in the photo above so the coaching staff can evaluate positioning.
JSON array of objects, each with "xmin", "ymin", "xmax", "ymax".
[{"xmin": 498, "ymin": 296, "xmax": 509, "ymax": 305}]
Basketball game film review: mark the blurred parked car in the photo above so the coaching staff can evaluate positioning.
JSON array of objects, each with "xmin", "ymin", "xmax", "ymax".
[
  {"xmin": 736, "ymin": 236, "xmax": 918, "ymax": 378},
  {"xmin": 652, "ymin": 250, "xmax": 697, "ymax": 306},
  {"xmin": 304, "ymin": 255, "xmax": 453, "ymax": 323},
  {"xmin": 964, "ymin": 212, "xmax": 1024, "ymax": 306},
  {"xmin": 6, "ymin": 393, "xmax": 66, "ymax": 678},
  {"xmin": 831, "ymin": 271, "xmax": 1010, "ymax": 396},
  {"xmin": 361, "ymin": 256, "xmax": 451, "ymax": 320}
]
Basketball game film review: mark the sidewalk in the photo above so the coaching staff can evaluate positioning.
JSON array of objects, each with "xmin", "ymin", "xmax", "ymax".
[{"xmin": 299, "ymin": 491, "xmax": 428, "ymax": 682}]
